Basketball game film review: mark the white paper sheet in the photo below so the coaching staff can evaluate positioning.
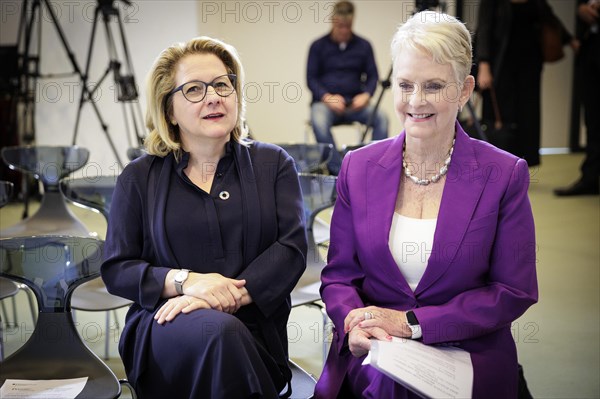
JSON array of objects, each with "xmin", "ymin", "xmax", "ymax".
[
  {"xmin": 0, "ymin": 377, "xmax": 88, "ymax": 399},
  {"xmin": 363, "ymin": 338, "xmax": 473, "ymax": 399}
]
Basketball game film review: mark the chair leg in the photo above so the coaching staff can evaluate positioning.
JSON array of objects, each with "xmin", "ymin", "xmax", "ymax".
[
  {"xmin": 0, "ymin": 313, "xmax": 4, "ymax": 361},
  {"xmin": 20, "ymin": 284, "xmax": 38, "ymax": 324},
  {"xmin": 119, "ymin": 379, "xmax": 138, "ymax": 399},
  {"xmin": 0, "ymin": 300, "xmax": 9, "ymax": 328},
  {"xmin": 320, "ymin": 305, "xmax": 329, "ymax": 364},
  {"xmin": 10, "ymin": 296, "xmax": 17, "ymax": 327},
  {"xmin": 105, "ymin": 310, "xmax": 111, "ymax": 360}
]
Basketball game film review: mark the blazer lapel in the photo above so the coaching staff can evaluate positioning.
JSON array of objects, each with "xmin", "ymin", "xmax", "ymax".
[
  {"xmin": 233, "ymin": 142, "xmax": 261, "ymax": 264},
  {"xmin": 415, "ymin": 124, "xmax": 486, "ymax": 295},
  {"xmin": 148, "ymin": 154, "xmax": 180, "ymax": 268},
  {"xmin": 366, "ymin": 133, "xmax": 414, "ymax": 296}
]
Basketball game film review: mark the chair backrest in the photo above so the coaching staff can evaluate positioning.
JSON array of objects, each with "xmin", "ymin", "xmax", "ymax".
[
  {"xmin": 1, "ymin": 146, "xmax": 89, "ymax": 190},
  {"xmin": 0, "ymin": 236, "xmax": 121, "ymax": 399},
  {"xmin": 278, "ymin": 143, "xmax": 334, "ymax": 174},
  {"xmin": 126, "ymin": 147, "xmax": 146, "ymax": 161},
  {"xmin": 298, "ymin": 173, "xmax": 337, "ymax": 231},
  {"xmin": 61, "ymin": 176, "xmax": 117, "ymax": 220},
  {"xmin": 0, "ymin": 236, "xmax": 103, "ymax": 313},
  {"xmin": 0, "ymin": 180, "xmax": 13, "ymax": 208}
]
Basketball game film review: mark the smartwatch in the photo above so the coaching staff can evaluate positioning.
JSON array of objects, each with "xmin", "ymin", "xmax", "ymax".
[
  {"xmin": 406, "ymin": 310, "xmax": 422, "ymax": 339},
  {"xmin": 174, "ymin": 269, "xmax": 191, "ymax": 295}
]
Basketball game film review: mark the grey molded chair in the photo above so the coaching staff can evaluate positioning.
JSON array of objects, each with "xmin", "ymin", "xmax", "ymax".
[
  {"xmin": 0, "ymin": 236, "xmax": 131, "ymax": 398},
  {"xmin": 289, "ymin": 359, "xmax": 317, "ymax": 399},
  {"xmin": 60, "ymin": 176, "xmax": 133, "ymax": 360},
  {"xmin": 0, "ymin": 146, "xmax": 90, "ymax": 238},
  {"xmin": 291, "ymin": 173, "xmax": 337, "ymax": 363},
  {"xmin": 277, "ymin": 143, "xmax": 334, "ymax": 175}
]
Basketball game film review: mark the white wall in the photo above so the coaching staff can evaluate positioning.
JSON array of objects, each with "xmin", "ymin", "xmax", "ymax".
[
  {"xmin": 0, "ymin": 0, "xmax": 577, "ymax": 172},
  {"xmin": 543, "ymin": 0, "xmax": 578, "ymax": 149},
  {"xmin": 0, "ymin": 0, "xmax": 198, "ymax": 173},
  {"xmin": 198, "ymin": 0, "xmax": 428, "ymax": 145}
]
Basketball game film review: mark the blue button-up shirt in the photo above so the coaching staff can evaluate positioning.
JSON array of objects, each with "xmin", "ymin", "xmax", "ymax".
[{"xmin": 307, "ymin": 32, "xmax": 380, "ymax": 104}]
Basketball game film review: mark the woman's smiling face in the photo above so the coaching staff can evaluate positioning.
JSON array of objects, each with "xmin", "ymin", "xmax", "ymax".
[{"xmin": 393, "ymin": 47, "xmax": 469, "ymax": 141}]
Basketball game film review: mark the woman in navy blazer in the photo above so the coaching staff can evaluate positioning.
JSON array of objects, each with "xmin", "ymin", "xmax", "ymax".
[
  {"xmin": 101, "ymin": 37, "xmax": 307, "ymax": 398},
  {"xmin": 315, "ymin": 12, "xmax": 538, "ymax": 398}
]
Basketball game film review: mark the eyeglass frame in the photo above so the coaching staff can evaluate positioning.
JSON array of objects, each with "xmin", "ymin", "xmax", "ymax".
[{"xmin": 168, "ymin": 74, "xmax": 237, "ymax": 103}]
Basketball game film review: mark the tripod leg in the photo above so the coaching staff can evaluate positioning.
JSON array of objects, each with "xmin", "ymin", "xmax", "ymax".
[
  {"xmin": 361, "ymin": 66, "xmax": 393, "ymax": 144},
  {"xmin": 41, "ymin": 0, "xmax": 84, "ymax": 77},
  {"xmin": 465, "ymin": 99, "xmax": 488, "ymax": 142},
  {"xmin": 73, "ymin": 7, "xmax": 101, "ymax": 146},
  {"xmin": 71, "ymin": 5, "xmax": 125, "ymax": 168}
]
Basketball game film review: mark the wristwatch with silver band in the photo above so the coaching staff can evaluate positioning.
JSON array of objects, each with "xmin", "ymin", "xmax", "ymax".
[{"xmin": 174, "ymin": 269, "xmax": 191, "ymax": 295}]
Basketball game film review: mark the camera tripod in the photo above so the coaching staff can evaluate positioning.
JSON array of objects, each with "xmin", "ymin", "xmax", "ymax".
[
  {"xmin": 15, "ymin": 0, "xmax": 85, "ymax": 146},
  {"xmin": 72, "ymin": 0, "xmax": 145, "ymax": 168},
  {"xmin": 14, "ymin": 0, "xmax": 91, "ymax": 217}
]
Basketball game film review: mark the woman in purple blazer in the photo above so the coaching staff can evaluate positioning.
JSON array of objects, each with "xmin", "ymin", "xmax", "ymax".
[
  {"xmin": 101, "ymin": 37, "xmax": 307, "ymax": 398},
  {"xmin": 315, "ymin": 12, "xmax": 538, "ymax": 399}
]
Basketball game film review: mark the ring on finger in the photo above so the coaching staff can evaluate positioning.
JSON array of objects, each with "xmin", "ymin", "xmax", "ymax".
[{"xmin": 364, "ymin": 311, "xmax": 374, "ymax": 320}]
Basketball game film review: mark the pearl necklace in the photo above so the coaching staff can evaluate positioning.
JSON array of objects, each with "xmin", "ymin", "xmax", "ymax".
[{"xmin": 402, "ymin": 139, "xmax": 455, "ymax": 186}]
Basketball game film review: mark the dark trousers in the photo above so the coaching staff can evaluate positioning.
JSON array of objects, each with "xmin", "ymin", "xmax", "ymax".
[
  {"xmin": 495, "ymin": 56, "xmax": 542, "ymax": 167},
  {"xmin": 580, "ymin": 33, "xmax": 600, "ymax": 185}
]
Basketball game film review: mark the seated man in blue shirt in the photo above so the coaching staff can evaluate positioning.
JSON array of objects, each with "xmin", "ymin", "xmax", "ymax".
[{"xmin": 307, "ymin": 0, "xmax": 388, "ymax": 174}]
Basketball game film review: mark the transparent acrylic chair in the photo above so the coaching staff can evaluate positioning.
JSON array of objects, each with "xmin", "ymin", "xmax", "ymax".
[
  {"xmin": 0, "ymin": 236, "xmax": 136, "ymax": 398},
  {"xmin": 276, "ymin": 143, "xmax": 334, "ymax": 175},
  {"xmin": 291, "ymin": 173, "xmax": 337, "ymax": 364},
  {"xmin": 0, "ymin": 146, "xmax": 90, "ymax": 238},
  {"xmin": 60, "ymin": 176, "xmax": 133, "ymax": 360},
  {"xmin": 0, "ymin": 180, "xmax": 37, "ymax": 360}
]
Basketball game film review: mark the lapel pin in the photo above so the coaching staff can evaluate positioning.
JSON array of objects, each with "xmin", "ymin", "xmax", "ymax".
[{"xmin": 219, "ymin": 191, "xmax": 230, "ymax": 200}]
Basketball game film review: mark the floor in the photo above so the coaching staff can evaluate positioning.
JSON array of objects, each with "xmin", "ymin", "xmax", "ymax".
[{"xmin": 0, "ymin": 153, "xmax": 598, "ymax": 398}]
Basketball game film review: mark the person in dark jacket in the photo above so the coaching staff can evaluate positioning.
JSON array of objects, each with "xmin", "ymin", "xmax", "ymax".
[
  {"xmin": 555, "ymin": 0, "xmax": 600, "ymax": 196},
  {"xmin": 476, "ymin": 0, "xmax": 578, "ymax": 166},
  {"xmin": 307, "ymin": 0, "xmax": 388, "ymax": 174},
  {"xmin": 101, "ymin": 36, "xmax": 307, "ymax": 399}
]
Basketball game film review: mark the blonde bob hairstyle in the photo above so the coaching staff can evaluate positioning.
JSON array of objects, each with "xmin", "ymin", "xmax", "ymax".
[
  {"xmin": 144, "ymin": 36, "xmax": 248, "ymax": 158},
  {"xmin": 391, "ymin": 11, "xmax": 472, "ymax": 84}
]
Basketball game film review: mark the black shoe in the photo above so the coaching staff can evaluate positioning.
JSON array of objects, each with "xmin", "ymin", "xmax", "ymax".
[{"xmin": 554, "ymin": 180, "xmax": 600, "ymax": 197}]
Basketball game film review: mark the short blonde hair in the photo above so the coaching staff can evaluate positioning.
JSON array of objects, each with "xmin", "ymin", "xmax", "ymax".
[
  {"xmin": 391, "ymin": 11, "xmax": 472, "ymax": 83},
  {"xmin": 144, "ymin": 36, "xmax": 248, "ymax": 158}
]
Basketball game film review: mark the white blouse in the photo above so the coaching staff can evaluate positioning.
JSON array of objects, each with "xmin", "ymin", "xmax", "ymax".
[{"xmin": 388, "ymin": 213, "xmax": 438, "ymax": 292}]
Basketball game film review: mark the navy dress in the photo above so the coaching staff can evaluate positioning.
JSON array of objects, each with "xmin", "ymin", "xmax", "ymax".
[{"xmin": 101, "ymin": 141, "xmax": 307, "ymax": 399}]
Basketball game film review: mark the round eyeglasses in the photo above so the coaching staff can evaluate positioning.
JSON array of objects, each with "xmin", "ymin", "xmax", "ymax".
[{"xmin": 169, "ymin": 74, "xmax": 237, "ymax": 103}]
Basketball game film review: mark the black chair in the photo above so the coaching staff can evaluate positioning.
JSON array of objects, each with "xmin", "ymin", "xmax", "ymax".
[
  {"xmin": 60, "ymin": 176, "xmax": 133, "ymax": 360},
  {"xmin": 0, "ymin": 236, "xmax": 133, "ymax": 398},
  {"xmin": 277, "ymin": 143, "xmax": 334, "ymax": 175},
  {"xmin": 291, "ymin": 173, "xmax": 337, "ymax": 363},
  {"xmin": 0, "ymin": 146, "xmax": 90, "ymax": 237}
]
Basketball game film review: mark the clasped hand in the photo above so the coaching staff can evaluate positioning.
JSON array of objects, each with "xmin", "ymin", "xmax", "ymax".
[
  {"xmin": 322, "ymin": 93, "xmax": 370, "ymax": 114},
  {"xmin": 155, "ymin": 273, "xmax": 246, "ymax": 324},
  {"xmin": 344, "ymin": 306, "xmax": 413, "ymax": 358}
]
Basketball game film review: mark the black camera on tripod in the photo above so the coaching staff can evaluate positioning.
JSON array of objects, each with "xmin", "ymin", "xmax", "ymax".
[{"xmin": 415, "ymin": 0, "xmax": 440, "ymax": 12}]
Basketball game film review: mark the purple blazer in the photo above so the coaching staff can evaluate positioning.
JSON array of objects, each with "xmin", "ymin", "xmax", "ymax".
[{"xmin": 315, "ymin": 123, "xmax": 538, "ymax": 398}]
